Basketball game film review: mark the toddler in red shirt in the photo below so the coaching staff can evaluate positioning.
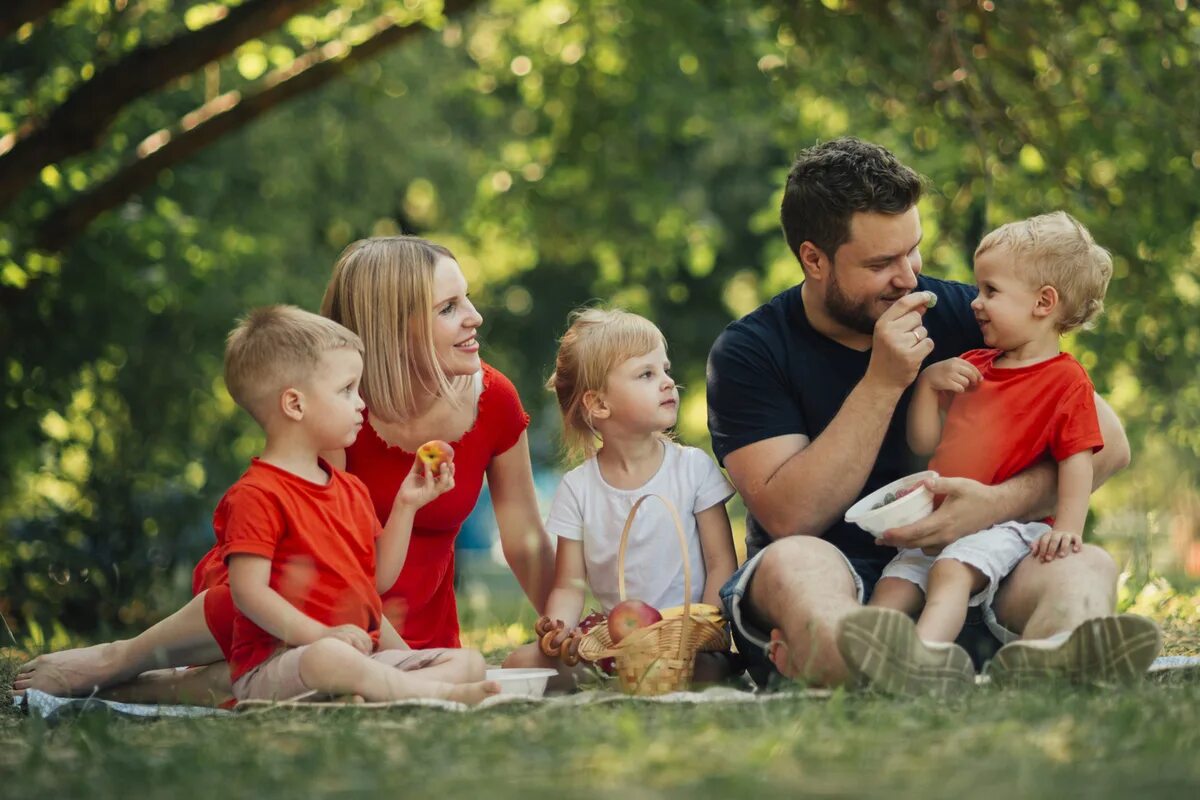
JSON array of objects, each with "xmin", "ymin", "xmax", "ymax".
[
  {"xmin": 219, "ymin": 305, "xmax": 497, "ymax": 705},
  {"xmin": 846, "ymin": 212, "xmax": 1121, "ymax": 693}
]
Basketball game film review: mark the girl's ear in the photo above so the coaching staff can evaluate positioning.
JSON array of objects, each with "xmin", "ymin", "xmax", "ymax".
[
  {"xmin": 1033, "ymin": 285, "xmax": 1059, "ymax": 319},
  {"xmin": 581, "ymin": 389, "xmax": 610, "ymax": 421},
  {"xmin": 797, "ymin": 241, "xmax": 831, "ymax": 281},
  {"xmin": 280, "ymin": 387, "xmax": 305, "ymax": 421}
]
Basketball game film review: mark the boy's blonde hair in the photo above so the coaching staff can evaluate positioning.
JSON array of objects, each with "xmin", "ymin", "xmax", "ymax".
[
  {"xmin": 547, "ymin": 307, "xmax": 668, "ymax": 459},
  {"xmin": 975, "ymin": 211, "xmax": 1113, "ymax": 332},
  {"xmin": 224, "ymin": 305, "xmax": 363, "ymax": 426},
  {"xmin": 320, "ymin": 236, "xmax": 461, "ymax": 423}
]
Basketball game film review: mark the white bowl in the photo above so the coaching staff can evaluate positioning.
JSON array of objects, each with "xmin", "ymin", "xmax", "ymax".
[
  {"xmin": 844, "ymin": 471, "xmax": 938, "ymax": 536},
  {"xmin": 485, "ymin": 667, "xmax": 558, "ymax": 697}
]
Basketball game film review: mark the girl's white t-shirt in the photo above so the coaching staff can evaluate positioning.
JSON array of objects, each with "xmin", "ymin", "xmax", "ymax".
[{"xmin": 546, "ymin": 442, "xmax": 735, "ymax": 612}]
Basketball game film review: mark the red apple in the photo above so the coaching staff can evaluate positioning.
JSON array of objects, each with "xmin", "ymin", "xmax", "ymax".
[
  {"xmin": 416, "ymin": 440, "xmax": 454, "ymax": 473},
  {"xmin": 607, "ymin": 599, "xmax": 662, "ymax": 643}
]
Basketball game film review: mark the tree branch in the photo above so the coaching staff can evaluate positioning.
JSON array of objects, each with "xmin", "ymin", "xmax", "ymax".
[
  {"xmin": 33, "ymin": 8, "xmax": 474, "ymax": 251},
  {"xmin": 0, "ymin": 0, "xmax": 323, "ymax": 213},
  {"xmin": 0, "ymin": 0, "xmax": 68, "ymax": 39}
]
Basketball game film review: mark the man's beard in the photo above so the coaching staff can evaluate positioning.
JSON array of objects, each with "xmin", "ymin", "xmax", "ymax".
[{"xmin": 826, "ymin": 266, "xmax": 886, "ymax": 335}]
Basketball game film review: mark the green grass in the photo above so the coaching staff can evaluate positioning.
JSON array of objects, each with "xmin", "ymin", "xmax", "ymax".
[
  {"xmin": 2, "ymin": 576, "xmax": 1197, "ymax": 799},
  {"xmin": 3, "ymin": 656, "xmax": 1199, "ymax": 798}
]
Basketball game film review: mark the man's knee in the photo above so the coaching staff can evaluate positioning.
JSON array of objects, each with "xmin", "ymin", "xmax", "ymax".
[
  {"xmin": 1075, "ymin": 543, "xmax": 1118, "ymax": 583},
  {"xmin": 750, "ymin": 537, "xmax": 856, "ymax": 617},
  {"xmin": 756, "ymin": 537, "xmax": 847, "ymax": 586}
]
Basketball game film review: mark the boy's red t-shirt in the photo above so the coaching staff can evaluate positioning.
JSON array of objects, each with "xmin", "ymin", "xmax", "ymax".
[
  {"xmin": 207, "ymin": 458, "xmax": 384, "ymax": 683},
  {"xmin": 930, "ymin": 349, "xmax": 1104, "ymax": 488},
  {"xmin": 345, "ymin": 362, "xmax": 530, "ymax": 649}
]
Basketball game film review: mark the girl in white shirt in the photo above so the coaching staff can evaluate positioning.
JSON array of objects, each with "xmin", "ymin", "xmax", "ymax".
[{"xmin": 503, "ymin": 308, "xmax": 738, "ymax": 688}]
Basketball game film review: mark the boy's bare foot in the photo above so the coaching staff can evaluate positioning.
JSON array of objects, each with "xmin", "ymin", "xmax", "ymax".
[
  {"xmin": 444, "ymin": 680, "xmax": 501, "ymax": 706},
  {"xmin": 11, "ymin": 642, "xmax": 128, "ymax": 697}
]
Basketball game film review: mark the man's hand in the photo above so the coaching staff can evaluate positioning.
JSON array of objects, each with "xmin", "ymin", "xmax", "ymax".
[
  {"xmin": 877, "ymin": 476, "xmax": 999, "ymax": 552},
  {"xmin": 323, "ymin": 624, "xmax": 373, "ymax": 654},
  {"xmin": 1031, "ymin": 530, "xmax": 1082, "ymax": 562},
  {"xmin": 866, "ymin": 292, "xmax": 937, "ymax": 391},
  {"xmin": 918, "ymin": 357, "xmax": 982, "ymax": 394}
]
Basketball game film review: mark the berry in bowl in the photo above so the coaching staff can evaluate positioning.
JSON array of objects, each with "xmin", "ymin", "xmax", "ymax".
[{"xmin": 844, "ymin": 471, "xmax": 938, "ymax": 536}]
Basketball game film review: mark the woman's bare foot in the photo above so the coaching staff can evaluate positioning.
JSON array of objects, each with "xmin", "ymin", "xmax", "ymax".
[
  {"xmin": 444, "ymin": 680, "xmax": 501, "ymax": 706},
  {"xmin": 12, "ymin": 641, "xmax": 131, "ymax": 697}
]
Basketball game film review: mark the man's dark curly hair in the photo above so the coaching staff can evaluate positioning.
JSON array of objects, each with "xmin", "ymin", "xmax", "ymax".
[{"xmin": 781, "ymin": 137, "xmax": 925, "ymax": 262}]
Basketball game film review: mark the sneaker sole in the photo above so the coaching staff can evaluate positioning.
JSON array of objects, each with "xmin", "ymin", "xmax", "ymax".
[
  {"xmin": 837, "ymin": 607, "xmax": 975, "ymax": 698},
  {"xmin": 988, "ymin": 614, "xmax": 1163, "ymax": 687}
]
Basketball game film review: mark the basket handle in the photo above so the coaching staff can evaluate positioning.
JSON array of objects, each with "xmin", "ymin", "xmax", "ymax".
[{"xmin": 616, "ymin": 493, "xmax": 692, "ymax": 664}]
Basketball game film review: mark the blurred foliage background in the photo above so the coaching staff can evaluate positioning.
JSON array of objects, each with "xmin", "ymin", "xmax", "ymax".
[{"xmin": 1, "ymin": 0, "xmax": 1198, "ymax": 640}]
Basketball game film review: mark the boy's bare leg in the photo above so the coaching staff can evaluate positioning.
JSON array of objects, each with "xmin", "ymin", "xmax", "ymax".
[
  {"xmin": 502, "ymin": 642, "xmax": 590, "ymax": 692},
  {"xmin": 12, "ymin": 592, "xmax": 224, "ymax": 697},
  {"xmin": 748, "ymin": 537, "xmax": 861, "ymax": 686},
  {"xmin": 868, "ymin": 577, "xmax": 925, "ymax": 616},
  {"xmin": 916, "ymin": 560, "xmax": 986, "ymax": 643},
  {"xmin": 298, "ymin": 639, "xmax": 499, "ymax": 705}
]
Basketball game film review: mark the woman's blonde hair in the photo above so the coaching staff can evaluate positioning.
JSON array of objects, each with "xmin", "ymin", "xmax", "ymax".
[
  {"xmin": 547, "ymin": 307, "xmax": 669, "ymax": 460},
  {"xmin": 320, "ymin": 236, "xmax": 462, "ymax": 422},
  {"xmin": 975, "ymin": 211, "xmax": 1113, "ymax": 333}
]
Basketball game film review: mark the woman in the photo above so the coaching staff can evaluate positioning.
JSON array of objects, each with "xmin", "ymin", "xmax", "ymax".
[{"xmin": 13, "ymin": 236, "xmax": 554, "ymax": 702}]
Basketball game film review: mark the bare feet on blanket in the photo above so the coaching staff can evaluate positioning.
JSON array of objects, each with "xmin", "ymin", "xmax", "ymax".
[
  {"xmin": 444, "ymin": 680, "xmax": 500, "ymax": 706},
  {"xmin": 12, "ymin": 642, "xmax": 128, "ymax": 697}
]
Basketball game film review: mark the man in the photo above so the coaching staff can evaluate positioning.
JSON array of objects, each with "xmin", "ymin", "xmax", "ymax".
[{"xmin": 706, "ymin": 137, "xmax": 1160, "ymax": 692}]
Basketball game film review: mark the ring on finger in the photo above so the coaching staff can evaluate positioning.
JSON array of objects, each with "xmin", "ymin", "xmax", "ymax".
[{"xmin": 912, "ymin": 329, "xmax": 922, "ymax": 345}]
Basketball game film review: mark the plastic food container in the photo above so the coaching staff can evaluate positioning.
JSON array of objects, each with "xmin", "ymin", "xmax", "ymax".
[
  {"xmin": 844, "ymin": 470, "xmax": 938, "ymax": 536},
  {"xmin": 484, "ymin": 668, "xmax": 558, "ymax": 697}
]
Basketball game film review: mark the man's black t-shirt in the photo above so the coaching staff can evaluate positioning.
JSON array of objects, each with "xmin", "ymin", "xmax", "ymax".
[{"xmin": 706, "ymin": 275, "xmax": 985, "ymax": 568}]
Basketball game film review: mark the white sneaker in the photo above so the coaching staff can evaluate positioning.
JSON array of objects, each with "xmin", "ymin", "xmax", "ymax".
[
  {"xmin": 986, "ymin": 614, "xmax": 1163, "ymax": 687},
  {"xmin": 837, "ymin": 607, "xmax": 976, "ymax": 697}
]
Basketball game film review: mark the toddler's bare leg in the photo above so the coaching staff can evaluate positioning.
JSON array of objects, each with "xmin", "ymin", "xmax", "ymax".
[
  {"xmin": 916, "ymin": 560, "xmax": 987, "ymax": 643},
  {"xmin": 298, "ymin": 639, "xmax": 499, "ymax": 705},
  {"xmin": 12, "ymin": 592, "xmax": 224, "ymax": 697},
  {"xmin": 868, "ymin": 577, "xmax": 925, "ymax": 617}
]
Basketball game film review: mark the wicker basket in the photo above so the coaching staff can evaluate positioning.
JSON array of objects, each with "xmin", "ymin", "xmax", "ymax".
[{"xmin": 574, "ymin": 493, "xmax": 729, "ymax": 695}]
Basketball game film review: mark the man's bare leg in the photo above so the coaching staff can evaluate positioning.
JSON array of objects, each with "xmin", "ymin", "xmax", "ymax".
[
  {"xmin": 12, "ymin": 592, "xmax": 224, "ymax": 697},
  {"xmin": 991, "ymin": 545, "xmax": 1117, "ymax": 638},
  {"xmin": 988, "ymin": 545, "xmax": 1161, "ymax": 684},
  {"xmin": 747, "ymin": 537, "xmax": 860, "ymax": 686}
]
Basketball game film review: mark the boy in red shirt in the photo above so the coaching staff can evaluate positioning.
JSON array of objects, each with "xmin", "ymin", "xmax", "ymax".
[
  {"xmin": 218, "ymin": 305, "xmax": 497, "ymax": 705},
  {"xmin": 839, "ymin": 212, "xmax": 1160, "ymax": 695}
]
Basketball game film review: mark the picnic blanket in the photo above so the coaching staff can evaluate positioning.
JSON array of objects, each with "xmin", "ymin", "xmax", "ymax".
[
  {"xmin": 12, "ymin": 684, "xmax": 826, "ymax": 725},
  {"xmin": 13, "ymin": 655, "xmax": 1198, "ymax": 726}
]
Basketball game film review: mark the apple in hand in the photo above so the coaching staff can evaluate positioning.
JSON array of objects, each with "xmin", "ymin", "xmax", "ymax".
[
  {"xmin": 607, "ymin": 599, "xmax": 662, "ymax": 643},
  {"xmin": 416, "ymin": 440, "xmax": 454, "ymax": 473}
]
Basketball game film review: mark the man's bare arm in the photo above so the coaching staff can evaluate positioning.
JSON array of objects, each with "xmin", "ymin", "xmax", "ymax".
[
  {"xmin": 724, "ymin": 379, "xmax": 903, "ymax": 538},
  {"xmin": 723, "ymin": 291, "xmax": 936, "ymax": 539}
]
